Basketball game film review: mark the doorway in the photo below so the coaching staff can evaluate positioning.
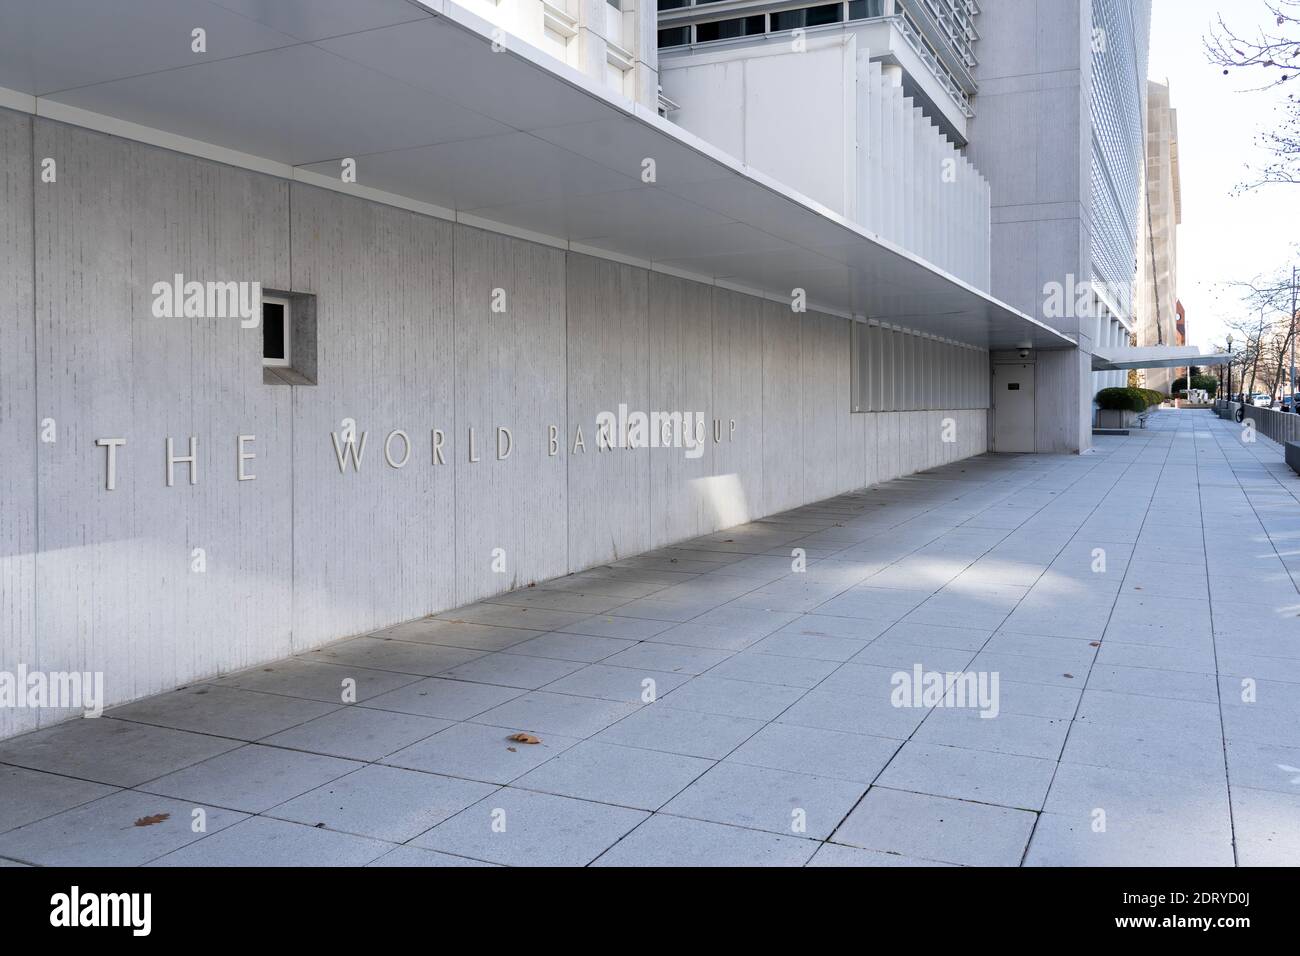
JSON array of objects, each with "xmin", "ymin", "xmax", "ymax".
[{"xmin": 993, "ymin": 363, "xmax": 1035, "ymax": 453}]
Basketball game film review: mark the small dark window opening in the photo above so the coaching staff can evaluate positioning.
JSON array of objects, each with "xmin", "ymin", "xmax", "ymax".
[
  {"xmin": 773, "ymin": 4, "xmax": 844, "ymax": 31},
  {"xmin": 658, "ymin": 26, "xmax": 690, "ymax": 48},
  {"xmin": 262, "ymin": 297, "xmax": 289, "ymax": 367},
  {"xmin": 695, "ymin": 15, "xmax": 765, "ymax": 43}
]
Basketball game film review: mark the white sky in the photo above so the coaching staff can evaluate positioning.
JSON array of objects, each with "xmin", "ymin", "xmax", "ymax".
[{"xmin": 1148, "ymin": 0, "xmax": 1300, "ymax": 348}]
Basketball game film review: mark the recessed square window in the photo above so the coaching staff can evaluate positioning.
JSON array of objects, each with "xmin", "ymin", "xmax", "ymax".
[
  {"xmin": 260, "ymin": 290, "xmax": 317, "ymax": 387},
  {"xmin": 262, "ymin": 296, "xmax": 291, "ymax": 368}
]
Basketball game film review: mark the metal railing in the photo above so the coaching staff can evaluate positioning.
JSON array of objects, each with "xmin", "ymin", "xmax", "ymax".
[{"xmin": 1216, "ymin": 401, "xmax": 1300, "ymax": 446}]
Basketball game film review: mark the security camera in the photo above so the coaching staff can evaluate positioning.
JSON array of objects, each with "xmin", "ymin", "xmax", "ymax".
[{"xmin": 1018, "ymin": 348, "xmax": 1031, "ymax": 359}]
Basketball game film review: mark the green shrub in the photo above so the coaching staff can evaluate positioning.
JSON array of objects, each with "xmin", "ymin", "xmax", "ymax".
[
  {"xmin": 1095, "ymin": 387, "xmax": 1162, "ymax": 412},
  {"xmin": 1171, "ymin": 375, "xmax": 1218, "ymax": 398}
]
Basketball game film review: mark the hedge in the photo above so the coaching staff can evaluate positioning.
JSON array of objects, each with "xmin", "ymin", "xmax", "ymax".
[{"xmin": 1096, "ymin": 387, "xmax": 1165, "ymax": 412}]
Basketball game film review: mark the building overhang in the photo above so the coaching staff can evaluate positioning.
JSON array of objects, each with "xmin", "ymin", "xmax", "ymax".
[
  {"xmin": 1091, "ymin": 347, "xmax": 1231, "ymax": 372},
  {"xmin": 0, "ymin": 0, "xmax": 1069, "ymax": 352}
]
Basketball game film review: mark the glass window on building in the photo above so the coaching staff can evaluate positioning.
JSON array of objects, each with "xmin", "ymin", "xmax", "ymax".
[
  {"xmin": 658, "ymin": 26, "xmax": 690, "ymax": 47},
  {"xmin": 847, "ymin": 0, "xmax": 887, "ymax": 19},
  {"xmin": 772, "ymin": 4, "xmax": 844, "ymax": 31},
  {"xmin": 695, "ymin": 15, "xmax": 766, "ymax": 43}
]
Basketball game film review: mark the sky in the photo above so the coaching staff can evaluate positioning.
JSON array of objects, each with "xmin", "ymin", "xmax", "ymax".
[{"xmin": 1148, "ymin": 0, "xmax": 1300, "ymax": 348}]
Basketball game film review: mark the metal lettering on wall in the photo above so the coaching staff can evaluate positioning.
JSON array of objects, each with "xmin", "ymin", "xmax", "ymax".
[{"xmin": 91, "ymin": 411, "xmax": 739, "ymax": 489}]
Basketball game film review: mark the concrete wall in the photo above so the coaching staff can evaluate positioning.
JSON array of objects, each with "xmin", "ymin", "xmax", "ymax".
[
  {"xmin": 968, "ymin": 0, "xmax": 1093, "ymax": 453},
  {"xmin": 661, "ymin": 33, "xmax": 992, "ymax": 290},
  {"xmin": 0, "ymin": 109, "xmax": 989, "ymax": 739}
]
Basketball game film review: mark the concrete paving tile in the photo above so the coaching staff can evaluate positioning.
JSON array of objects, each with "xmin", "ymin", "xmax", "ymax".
[
  {"xmin": 1094, "ymin": 634, "xmax": 1218, "ymax": 671},
  {"xmin": 1044, "ymin": 762, "xmax": 1231, "ymax": 827},
  {"xmin": 558, "ymin": 615, "xmax": 677, "ymax": 640},
  {"xmin": 871, "ymin": 621, "xmax": 995, "ymax": 650},
  {"xmin": 593, "ymin": 814, "xmax": 817, "ymax": 867},
  {"xmin": 703, "ymin": 650, "xmax": 838, "ymax": 688},
  {"xmin": 807, "ymin": 843, "xmax": 955, "ymax": 867},
  {"xmin": 771, "ymin": 613, "xmax": 894, "ymax": 642},
  {"xmin": 1231, "ymin": 786, "xmax": 1300, "ymax": 866},
  {"xmin": 261, "ymin": 706, "xmax": 451, "ymax": 761},
  {"xmin": 413, "ymin": 788, "xmax": 647, "ymax": 866},
  {"xmin": 1074, "ymin": 689, "xmax": 1221, "ymax": 735},
  {"xmin": 831, "ymin": 787, "xmax": 1036, "ymax": 867},
  {"xmin": 149, "ymin": 816, "xmax": 392, "ymax": 867},
  {"xmin": 542, "ymin": 663, "xmax": 692, "ymax": 703},
  {"xmin": 269, "ymin": 764, "xmax": 497, "ymax": 842},
  {"xmin": 749, "ymin": 630, "xmax": 869, "ymax": 661},
  {"xmin": 486, "ymin": 589, "xmax": 629, "ymax": 614},
  {"xmin": 367, "ymin": 619, "xmax": 536, "ymax": 651},
  {"xmin": 641, "ymin": 621, "xmax": 766, "ymax": 651},
  {"xmin": 435, "ymin": 604, "xmax": 592, "ymax": 632},
  {"xmin": 384, "ymin": 722, "xmax": 579, "ymax": 784},
  {"xmin": 1025, "ymin": 811, "xmax": 1234, "ymax": 867},
  {"xmin": 208, "ymin": 659, "xmax": 420, "ymax": 703},
  {"xmin": 513, "ymin": 740, "xmax": 712, "ymax": 810},
  {"xmin": 777, "ymin": 684, "xmax": 928, "ymax": 740},
  {"xmin": 914, "ymin": 707, "xmax": 1070, "ymax": 759},
  {"xmin": 438, "ymin": 652, "xmax": 585, "ymax": 689},
  {"xmin": 1085, "ymin": 663, "xmax": 1218, "ymax": 702},
  {"xmin": 0, "ymin": 765, "xmax": 119, "ymax": 834},
  {"xmin": 593, "ymin": 705, "xmax": 763, "ymax": 759},
  {"xmin": 598, "ymin": 642, "xmax": 733, "ymax": 676},
  {"xmin": 0, "ymin": 718, "xmax": 240, "ymax": 787},
  {"xmin": 506, "ymin": 631, "xmax": 636, "ymax": 663},
  {"xmin": 0, "ymin": 790, "xmax": 246, "ymax": 866},
  {"xmin": 659, "ymin": 676, "xmax": 805, "ymax": 721},
  {"xmin": 876, "ymin": 741, "xmax": 1056, "ymax": 811},
  {"xmin": 367, "ymin": 846, "xmax": 499, "ymax": 866},
  {"xmin": 661, "ymin": 761, "xmax": 866, "ymax": 840},
  {"xmin": 979, "ymin": 632, "xmax": 1099, "ymax": 665},
  {"xmin": 1060, "ymin": 719, "xmax": 1225, "ymax": 779},
  {"xmin": 107, "ymin": 684, "xmax": 340, "ymax": 741},
  {"xmin": 849, "ymin": 642, "xmax": 978, "ymax": 673},
  {"xmin": 727, "ymin": 723, "xmax": 899, "ymax": 783},
  {"xmin": 471, "ymin": 691, "xmax": 640, "ymax": 738},
  {"xmin": 139, "ymin": 744, "xmax": 362, "ymax": 812},
  {"xmin": 1224, "ymin": 739, "xmax": 1300, "ymax": 795},
  {"xmin": 304, "ymin": 637, "xmax": 484, "ymax": 677},
  {"xmin": 982, "ymin": 679, "xmax": 1080, "ymax": 720},
  {"xmin": 967, "ymin": 650, "xmax": 1089, "ymax": 687},
  {"xmin": 360, "ymin": 677, "xmax": 524, "ymax": 721}
]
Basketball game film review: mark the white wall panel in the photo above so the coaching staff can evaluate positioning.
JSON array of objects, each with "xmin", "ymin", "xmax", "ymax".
[
  {"xmin": 648, "ymin": 272, "xmax": 714, "ymax": 549},
  {"xmin": 566, "ymin": 254, "xmax": 650, "ymax": 567},
  {"xmin": 0, "ymin": 109, "xmax": 35, "ymax": 739},
  {"xmin": 454, "ymin": 225, "xmax": 568, "ymax": 603}
]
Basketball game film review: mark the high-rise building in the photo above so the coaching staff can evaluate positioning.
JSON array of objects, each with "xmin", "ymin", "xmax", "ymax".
[
  {"xmin": 966, "ymin": 0, "xmax": 1152, "ymax": 451},
  {"xmin": 657, "ymin": 0, "xmax": 1155, "ymax": 452},
  {"xmin": 1135, "ymin": 79, "xmax": 1182, "ymax": 394}
]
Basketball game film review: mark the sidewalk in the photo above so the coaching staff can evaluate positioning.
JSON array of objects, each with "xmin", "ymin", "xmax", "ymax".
[{"xmin": 1, "ymin": 409, "xmax": 1297, "ymax": 866}]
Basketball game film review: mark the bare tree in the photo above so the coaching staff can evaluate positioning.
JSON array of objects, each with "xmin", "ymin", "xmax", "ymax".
[{"xmin": 1206, "ymin": 1, "xmax": 1300, "ymax": 189}]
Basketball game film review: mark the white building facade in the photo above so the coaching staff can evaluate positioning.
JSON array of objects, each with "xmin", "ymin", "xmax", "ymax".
[
  {"xmin": 1, "ymin": 0, "xmax": 1078, "ymax": 739},
  {"xmin": 1134, "ymin": 79, "xmax": 1181, "ymax": 395}
]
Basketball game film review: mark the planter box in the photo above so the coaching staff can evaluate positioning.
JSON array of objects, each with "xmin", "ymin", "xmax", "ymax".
[
  {"xmin": 1095, "ymin": 409, "xmax": 1137, "ymax": 429},
  {"xmin": 1287, "ymin": 442, "xmax": 1300, "ymax": 476}
]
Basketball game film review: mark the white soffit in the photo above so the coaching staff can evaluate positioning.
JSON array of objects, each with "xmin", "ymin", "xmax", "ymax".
[
  {"xmin": 1092, "ymin": 348, "xmax": 1232, "ymax": 372},
  {"xmin": 0, "ymin": 0, "xmax": 1074, "ymax": 351}
]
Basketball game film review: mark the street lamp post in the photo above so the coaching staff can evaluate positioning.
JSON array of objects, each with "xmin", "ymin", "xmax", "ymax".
[{"xmin": 1227, "ymin": 334, "xmax": 1234, "ymax": 411}]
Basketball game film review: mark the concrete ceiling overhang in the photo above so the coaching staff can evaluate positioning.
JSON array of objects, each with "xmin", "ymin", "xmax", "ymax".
[
  {"xmin": 0, "ymin": 0, "xmax": 1075, "ymax": 352},
  {"xmin": 1091, "ymin": 347, "xmax": 1232, "ymax": 372}
]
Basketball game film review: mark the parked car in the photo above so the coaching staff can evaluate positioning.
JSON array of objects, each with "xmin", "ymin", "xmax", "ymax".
[{"xmin": 1282, "ymin": 395, "xmax": 1297, "ymax": 413}]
